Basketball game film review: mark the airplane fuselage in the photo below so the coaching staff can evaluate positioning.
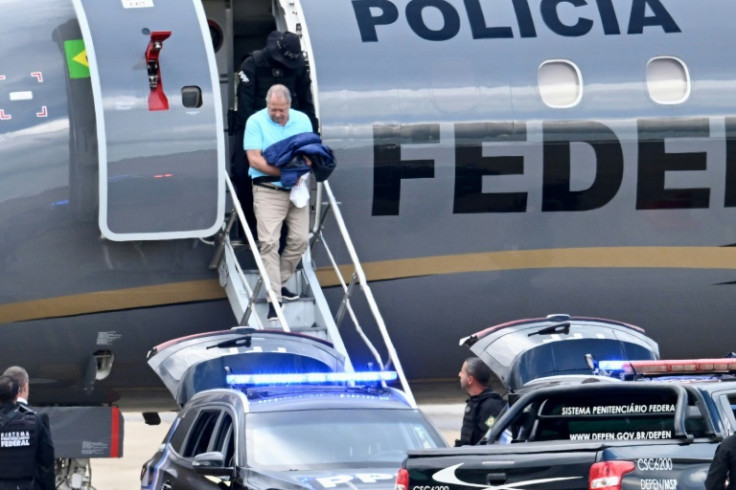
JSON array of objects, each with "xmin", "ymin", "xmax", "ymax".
[{"xmin": 1, "ymin": 0, "xmax": 735, "ymax": 411}]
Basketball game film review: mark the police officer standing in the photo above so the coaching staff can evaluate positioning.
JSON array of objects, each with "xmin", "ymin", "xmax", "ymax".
[
  {"xmin": 3, "ymin": 366, "xmax": 55, "ymax": 489},
  {"xmin": 0, "ymin": 375, "xmax": 54, "ymax": 490},
  {"xmin": 455, "ymin": 357, "xmax": 506, "ymax": 446},
  {"xmin": 230, "ymin": 30, "xmax": 318, "ymax": 240},
  {"xmin": 706, "ymin": 432, "xmax": 736, "ymax": 489}
]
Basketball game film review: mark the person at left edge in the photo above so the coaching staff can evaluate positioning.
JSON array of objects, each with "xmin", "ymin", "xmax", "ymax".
[
  {"xmin": 3, "ymin": 366, "xmax": 55, "ymax": 490},
  {"xmin": 0, "ymin": 375, "xmax": 55, "ymax": 490},
  {"xmin": 245, "ymin": 83, "xmax": 313, "ymax": 322},
  {"xmin": 4, "ymin": 366, "xmax": 30, "ymax": 406}
]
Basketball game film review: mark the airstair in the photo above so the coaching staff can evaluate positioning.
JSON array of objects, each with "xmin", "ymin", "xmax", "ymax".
[{"xmin": 208, "ymin": 176, "xmax": 416, "ymax": 407}]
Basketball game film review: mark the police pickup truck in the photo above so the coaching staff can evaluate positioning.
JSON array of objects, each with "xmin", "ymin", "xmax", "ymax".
[{"xmin": 397, "ymin": 315, "xmax": 736, "ymax": 490}]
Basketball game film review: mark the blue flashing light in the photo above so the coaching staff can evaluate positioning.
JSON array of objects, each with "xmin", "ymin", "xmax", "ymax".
[
  {"xmin": 599, "ymin": 360, "xmax": 627, "ymax": 372},
  {"xmin": 226, "ymin": 371, "xmax": 398, "ymax": 386}
]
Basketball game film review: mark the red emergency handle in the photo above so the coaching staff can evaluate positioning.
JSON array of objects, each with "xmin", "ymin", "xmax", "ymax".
[{"xmin": 145, "ymin": 31, "xmax": 171, "ymax": 111}]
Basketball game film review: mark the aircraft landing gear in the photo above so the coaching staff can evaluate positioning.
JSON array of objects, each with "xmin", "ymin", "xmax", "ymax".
[{"xmin": 55, "ymin": 458, "xmax": 96, "ymax": 490}]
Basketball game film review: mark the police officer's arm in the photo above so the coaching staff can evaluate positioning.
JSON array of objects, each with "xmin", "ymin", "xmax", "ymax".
[
  {"xmin": 295, "ymin": 66, "xmax": 319, "ymax": 133},
  {"xmin": 35, "ymin": 413, "xmax": 55, "ymax": 490},
  {"xmin": 705, "ymin": 438, "xmax": 731, "ymax": 490},
  {"xmin": 234, "ymin": 56, "xmax": 258, "ymax": 133}
]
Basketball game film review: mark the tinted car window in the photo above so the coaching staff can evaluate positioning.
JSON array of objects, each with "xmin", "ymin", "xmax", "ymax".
[
  {"xmin": 168, "ymin": 410, "xmax": 197, "ymax": 454},
  {"xmin": 213, "ymin": 412, "xmax": 235, "ymax": 466},
  {"xmin": 183, "ymin": 409, "xmax": 221, "ymax": 457},
  {"xmin": 531, "ymin": 392, "xmax": 679, "ymax": 442},
  {"xmin": 245, "ymin": 409, "xmax": 443, "ymax": 470}
]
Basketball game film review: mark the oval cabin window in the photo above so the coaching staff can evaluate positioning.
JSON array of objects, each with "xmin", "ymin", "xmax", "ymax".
[
  {"xmin": 646, "ymin": 57, "xmax": 690, "ymax": 105},
  {"xmin": 538, "ymin": 60, "xmax": 582, "ymax": 109}
]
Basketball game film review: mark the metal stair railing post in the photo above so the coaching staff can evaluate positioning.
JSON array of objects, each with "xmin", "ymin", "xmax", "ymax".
[
  {"xmin": 212, "ymin": 211, "xmax": 264, "ymax": 327},
  {"xmin": 222, "ymin": 174, "xmax": 290, "ymax": 330},
  {"xmin": 317, "ymin": 181, "xmax": 416, "ymax": 407},
  {"xmin": 311, "ymin": 235, "xmax": 384, "ymax": 372}
]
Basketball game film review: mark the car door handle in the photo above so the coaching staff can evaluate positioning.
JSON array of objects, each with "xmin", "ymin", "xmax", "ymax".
[{"xmin": 486, "ymin": 472, "xmax": 507, "ymax": 485}]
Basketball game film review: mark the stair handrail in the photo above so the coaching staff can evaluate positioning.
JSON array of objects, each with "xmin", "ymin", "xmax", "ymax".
[
  {"xmin": 218, "ymin": 174, "xmax": 290, "ymax": 329},
  {"xmin": 311, "ymin": 181, "xmax": 416, "ymax": 407}
]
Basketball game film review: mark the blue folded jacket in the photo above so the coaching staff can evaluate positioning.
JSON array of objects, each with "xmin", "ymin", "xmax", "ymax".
[{"xmin": 263, "ymin": 132, "xmax": 336, "ymax": 187}]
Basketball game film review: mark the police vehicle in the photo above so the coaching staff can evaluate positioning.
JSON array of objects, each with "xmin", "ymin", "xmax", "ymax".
[
  {"xmin": 140, "ymin": 328, "xmax": 447, "ymax": 490},
  {"xmin": 399, "ymin": 314, "xmax": 736, "ymax": 490}
]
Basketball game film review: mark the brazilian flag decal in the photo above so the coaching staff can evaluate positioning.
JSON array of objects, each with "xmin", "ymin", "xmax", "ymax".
[{"xmin": 64, "ymin": 39, "xmax": 90, "ymax": 79}]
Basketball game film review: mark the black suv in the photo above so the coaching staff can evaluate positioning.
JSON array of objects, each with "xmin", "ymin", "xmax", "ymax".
[{"xmin": 140, "ymin": 328, "xmax": 447, "ymax": 490}]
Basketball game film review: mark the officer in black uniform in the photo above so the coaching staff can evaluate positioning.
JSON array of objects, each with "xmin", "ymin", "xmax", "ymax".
[
  {"xmin": 2, "ymin": 366, "xmax": 55, "ymax": 490},
  {"xmin": 706, "ymin": 432, "xmax": 736, "ymax": 489},
  {"xmin": 230, "ymin": 30, "xmax": 318, "ymax": 241},
  {"xmin": 455, "ymin": 357, "xmax": 506, "ymax": 446},
  {"xmin": 0, "ymin": 375, "xmax": 54, "ymax": 490}
]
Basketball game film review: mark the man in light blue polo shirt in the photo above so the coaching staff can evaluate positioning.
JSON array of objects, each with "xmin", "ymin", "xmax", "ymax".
[{"xmin": 244, "ymin": 84, "xmax": 313, "ymax": 321}]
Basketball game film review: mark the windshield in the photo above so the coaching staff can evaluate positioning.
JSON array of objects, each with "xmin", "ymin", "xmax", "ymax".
[{"xmin": 245, "ymin": 408, "xmax": 444, "ymax": 470}]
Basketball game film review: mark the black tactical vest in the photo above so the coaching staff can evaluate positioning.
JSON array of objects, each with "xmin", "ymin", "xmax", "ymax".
[
  {"xmin": 251, "ymin": 50, "xmax": 301, "ymax": 111},
  {"xmin": 0, "ymin": 405, "xmax": 38, "ymax": 480}
]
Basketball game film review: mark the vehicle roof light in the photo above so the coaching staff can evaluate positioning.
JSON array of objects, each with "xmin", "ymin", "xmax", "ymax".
[
  {"xmin": 599, "ymin": 359, "xmax": 736, "ymax": 376},
  {"xmin": 226, "ymin": 371, "xmax": 398, "ymax": 386}
]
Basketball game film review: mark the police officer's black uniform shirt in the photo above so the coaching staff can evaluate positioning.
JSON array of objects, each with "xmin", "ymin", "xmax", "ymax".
[
  {"xmin": 455, "ymin": 387, "xmax": 506, "ymax": 446},
  {"xmin": 0, "ymin": 402, "xmax": 54, "ymax": 490},
  {"xmin": 236, "ymin": 49, "xmax": 318, "ymax": 132},
  {"xmin": 706, "ymin": 433, "xmax": 736, "ymax": 489}
]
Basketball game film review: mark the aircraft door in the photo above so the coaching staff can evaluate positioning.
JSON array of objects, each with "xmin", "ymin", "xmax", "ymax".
[
  {"xmin": 201, "ymin": 0, "xmax": 233, "ymax": 140},
  {"xmin": 71, "ymin": 0, "xmax": 225, "ymax": 241}
]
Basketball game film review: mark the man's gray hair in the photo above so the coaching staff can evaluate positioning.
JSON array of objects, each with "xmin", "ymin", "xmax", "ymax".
[
  {"xmin": 3, "ymin": 366, "xmax": 29, "ymax": 388},
  {"xmin": 266, "ymin": 84, "xmax": 292, "ymax": 105},
  {"xmin": 464, "ymin": 357, "xmax": 492, "ymax": 387}
]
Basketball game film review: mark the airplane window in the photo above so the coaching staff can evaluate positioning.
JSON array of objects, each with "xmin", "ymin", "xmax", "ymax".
[
  {"xmin": 646, "ymin": 57, "xmax": 690, "ymax": 105},
  {"xmin": 538, "ymin": 60, "xmax": 582, "ymax": 109}
]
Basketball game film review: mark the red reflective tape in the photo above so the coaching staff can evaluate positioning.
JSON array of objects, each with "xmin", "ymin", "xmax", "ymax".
[{"xmin": 110, "ymin": 406, "xmax": 121, "ymax": 458}]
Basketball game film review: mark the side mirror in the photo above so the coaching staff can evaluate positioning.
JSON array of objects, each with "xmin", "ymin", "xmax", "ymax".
[{"xmin": 192, "ymin": 451, "xmax": 234, "ymax": 477}]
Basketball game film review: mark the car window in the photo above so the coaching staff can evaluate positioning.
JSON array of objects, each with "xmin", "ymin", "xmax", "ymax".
[
  {"xmin": 245, "ymin": 409, "xmax": 444, "ymax": 470},
  {"xmin": 182, "ymin": 409, "xmax": 221, "ymax": 457},
  {"xmin": 212, "ymin": 412, "xmax": 235, "ymax": 466},
  {"xmin": 168, "ymin": 410, "xmax": 197, "ymax": 454},
  {"xmin": 508, "ymin": 390, "xmax": 682, "ymax": 442}
]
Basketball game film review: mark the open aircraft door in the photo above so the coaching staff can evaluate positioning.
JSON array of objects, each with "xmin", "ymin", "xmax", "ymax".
[
  {"xmin": 147, "ymin": 328, "xmax": 347, "ymax": 406},
  {"xmin": 72, "ymin": 0, "xmax": 225, "ymax": 241}
]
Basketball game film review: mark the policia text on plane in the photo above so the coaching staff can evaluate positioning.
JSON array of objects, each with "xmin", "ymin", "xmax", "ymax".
[
  {"xmin": 370, "ymin": 118, "xmax": 736, "ymax": 216},
  {"xmin": 352, "ymin": 0, "xmax": 680, "ymax": 42}
]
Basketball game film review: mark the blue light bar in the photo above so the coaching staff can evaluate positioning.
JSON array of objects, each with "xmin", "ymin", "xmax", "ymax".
[
  {"xmin": 226, "ymin": 371, "xmax": 399, "ymax": 386},
  {"xmin": 598, "ymin": 360, "xmax": 627, "ymax": 372}
]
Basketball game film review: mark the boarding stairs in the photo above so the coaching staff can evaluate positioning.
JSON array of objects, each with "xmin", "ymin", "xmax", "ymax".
[{"xmin": 209, "ymin": 175, "xmax": 416, "ymax": 406}]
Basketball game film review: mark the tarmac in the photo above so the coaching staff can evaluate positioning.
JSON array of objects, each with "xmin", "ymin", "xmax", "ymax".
[{"xmin": 90, "ymin": 381, "xmax": 465, "ymax": 490}]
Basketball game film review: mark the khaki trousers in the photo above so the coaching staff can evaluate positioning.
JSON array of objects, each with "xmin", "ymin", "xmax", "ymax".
[{"xmin": 252, "ymin": 184, "xmax": 309, "ymax": 303}]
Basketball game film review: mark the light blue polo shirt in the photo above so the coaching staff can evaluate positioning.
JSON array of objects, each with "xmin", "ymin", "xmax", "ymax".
[{"xmin": 244, "ymin": 108, "xmax": 313, "ymax": 181}]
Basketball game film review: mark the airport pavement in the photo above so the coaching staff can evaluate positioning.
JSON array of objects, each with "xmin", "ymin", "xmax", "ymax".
[{"xmin": 91, "ymin": 381, "xmax": 465, "ymax": 489}]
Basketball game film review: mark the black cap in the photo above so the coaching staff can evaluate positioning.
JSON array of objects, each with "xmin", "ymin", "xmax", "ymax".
[{"xmin": 267, "ymin": 31, "xmax": 303, "ymax": 69}]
